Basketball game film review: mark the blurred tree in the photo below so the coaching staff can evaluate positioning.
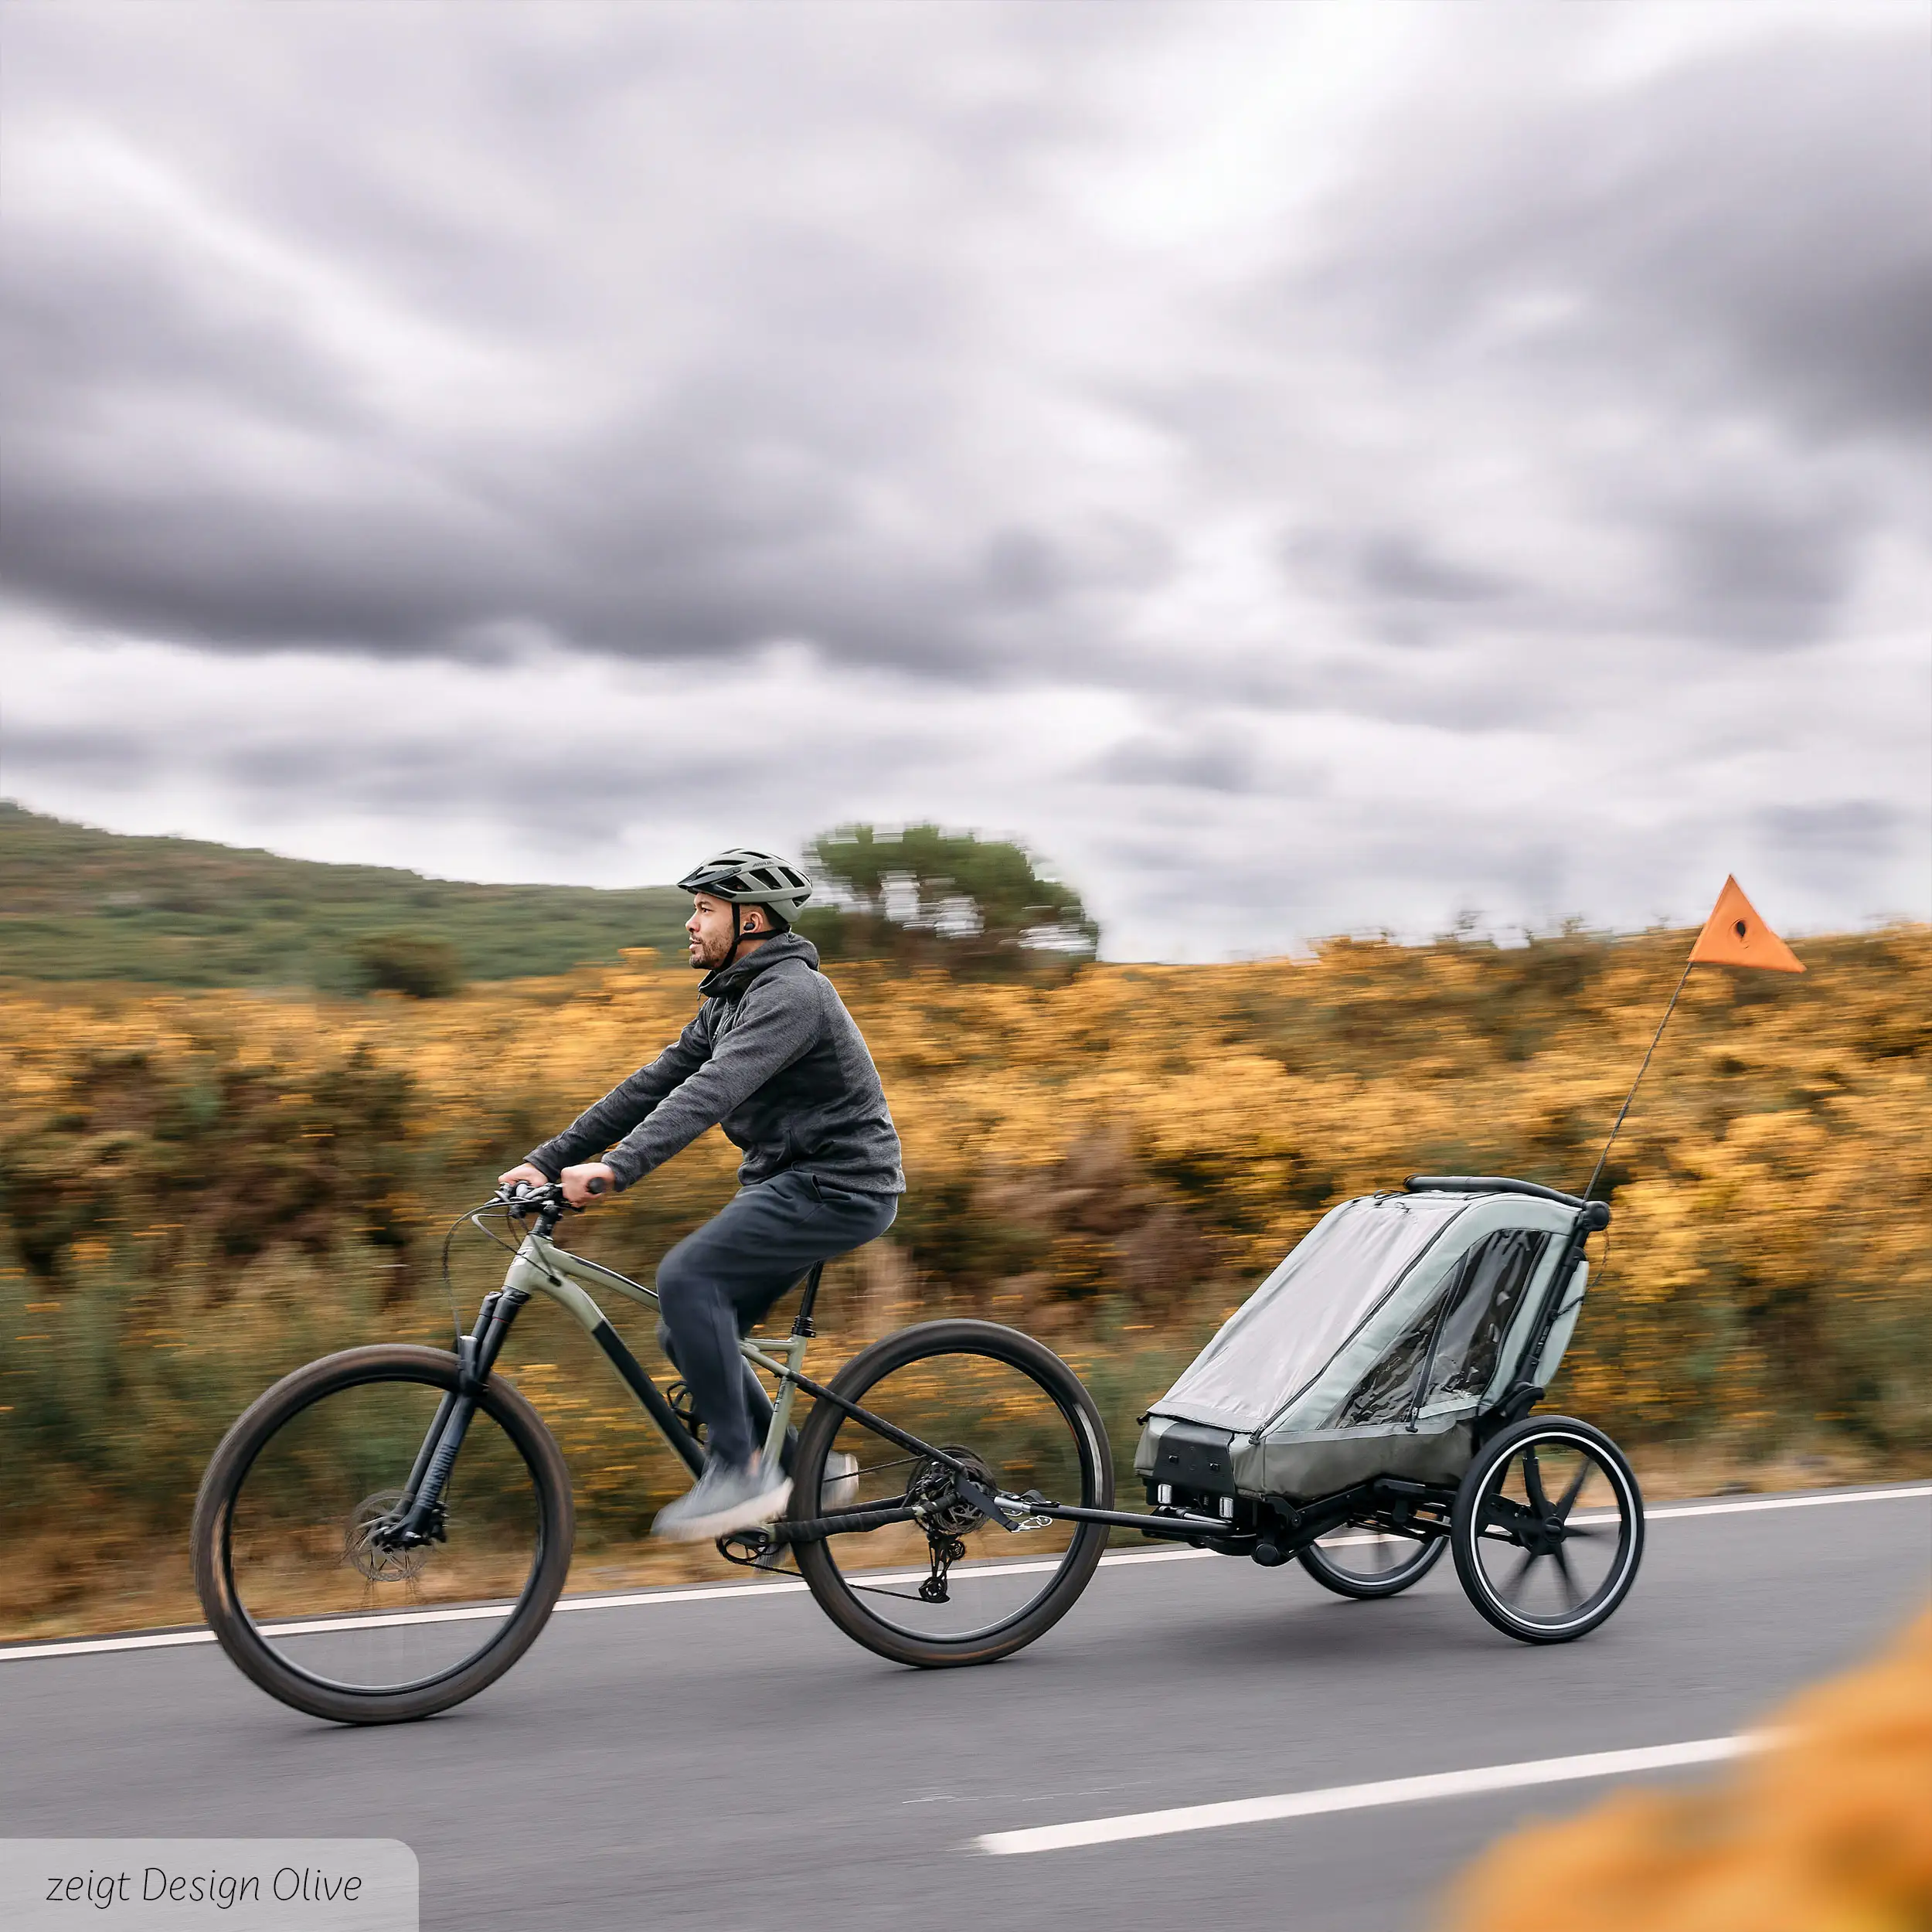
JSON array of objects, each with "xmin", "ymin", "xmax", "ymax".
[
  {"xmin": 797, "ymin": 824, "xmax": 1099, "ymax": 975},
  {"xmin": 352, "ymin": 934, "xmax": 464, "ymax": 999}
]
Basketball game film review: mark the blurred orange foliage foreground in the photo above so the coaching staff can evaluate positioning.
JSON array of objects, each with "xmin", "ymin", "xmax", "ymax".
[{"xmin": 1444, "ymin": 1607, "xmax": 1932, "ymax": 1932}]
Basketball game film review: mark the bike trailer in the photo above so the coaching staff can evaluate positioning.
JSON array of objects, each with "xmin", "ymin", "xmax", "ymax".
[{"xmin": 1135, "ymin": 1181, "xmax": 1592, "ymax": 1507}]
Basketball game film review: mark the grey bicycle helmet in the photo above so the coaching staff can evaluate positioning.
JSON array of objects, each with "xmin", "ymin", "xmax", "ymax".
[{"xmin": 675, "ymin": 847, "xmax": 814, "ymax": 927}]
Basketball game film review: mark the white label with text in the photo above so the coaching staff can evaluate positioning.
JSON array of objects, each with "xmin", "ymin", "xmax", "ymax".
[{"xmin": 2, "ymin": 1842, "xmax": 417, "ymax": 1930}]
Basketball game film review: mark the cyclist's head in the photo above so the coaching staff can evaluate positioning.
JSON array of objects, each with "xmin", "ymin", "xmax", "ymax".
[{"xmin": 678, "ymin": 848, "xmax": 812, "ymax": 971}]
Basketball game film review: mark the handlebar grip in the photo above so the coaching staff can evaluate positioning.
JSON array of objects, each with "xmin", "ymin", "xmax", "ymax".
[{"xmin": 585, "ymin": 1175, "xmax": 609, "ymax": 1197}]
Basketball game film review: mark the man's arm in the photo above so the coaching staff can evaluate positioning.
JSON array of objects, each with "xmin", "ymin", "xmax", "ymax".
[
  {"xmin": 600, "ymin": 976, "xmax": 821, "ymax": 1188},
  {"xmin": 522, "ymin": 1017, "xmax": 713, "ymax": 1180}
]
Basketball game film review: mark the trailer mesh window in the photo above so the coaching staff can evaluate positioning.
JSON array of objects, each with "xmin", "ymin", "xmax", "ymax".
[{"xmin": 1323, "ymin": 1227, "xmax": 1550, "ymax": 1428}]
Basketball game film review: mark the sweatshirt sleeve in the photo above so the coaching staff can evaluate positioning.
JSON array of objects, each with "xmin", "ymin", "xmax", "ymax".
[
  {"xmin": 598, "ymin": 972, "xmax": 824, "ymax": 1189},
  {"xmin": 524, "ymin": 1015, "xmax": 713, "ymax": 1179}
]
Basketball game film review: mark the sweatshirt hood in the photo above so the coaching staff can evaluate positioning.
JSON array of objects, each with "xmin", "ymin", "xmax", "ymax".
[{"xmin": 697, "ymin": 929, "xmax": 821, "ymax": 1001}]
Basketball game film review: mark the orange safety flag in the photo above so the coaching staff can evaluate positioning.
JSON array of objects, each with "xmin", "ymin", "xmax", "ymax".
[{"xmin": 1688, "ymin": 876, "xmax": 1804, "ymax": 972}]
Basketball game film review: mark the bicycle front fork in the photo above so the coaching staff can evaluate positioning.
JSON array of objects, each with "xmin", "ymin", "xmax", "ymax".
[{"xmin": 389, "ymin": 1287, "xmax": 529, "ymax": 1544}]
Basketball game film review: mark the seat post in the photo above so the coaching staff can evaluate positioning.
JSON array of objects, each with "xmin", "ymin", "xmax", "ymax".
[{"xmin": 792, "ymin": 1260, "xmax": 827, "ymax": 1337}]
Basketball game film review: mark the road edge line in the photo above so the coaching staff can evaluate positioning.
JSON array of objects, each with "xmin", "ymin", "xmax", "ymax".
[{"xmin": 3, "ymin": 1484, "xmax": 1923, "ymax": 1664}]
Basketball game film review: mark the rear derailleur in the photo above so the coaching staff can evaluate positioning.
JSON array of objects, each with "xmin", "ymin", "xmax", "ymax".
[{"xmin": 919, "ymin": 1531, "xmax": 969, "ymax": 1604}]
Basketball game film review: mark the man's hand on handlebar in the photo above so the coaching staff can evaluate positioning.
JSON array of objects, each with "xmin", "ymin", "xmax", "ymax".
[
  {"xmin": 494, "ymin": 1161, "xmax": 611, "ymax": 1214},
  {"xmin": 560, "ymin": 1162, "xmax": 614, "ymax": 1207}
]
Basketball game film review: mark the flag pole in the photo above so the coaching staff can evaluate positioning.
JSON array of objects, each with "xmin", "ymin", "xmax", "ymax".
[{"xmin": 1580, "ymin": 958, "xmax": 1693, "ymax": 1205}]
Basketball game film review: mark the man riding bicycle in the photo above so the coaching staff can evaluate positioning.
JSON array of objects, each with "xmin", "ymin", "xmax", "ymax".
[{"xmin": 498, "ymin": 847, "xmax": 903, "ymax": 1542}]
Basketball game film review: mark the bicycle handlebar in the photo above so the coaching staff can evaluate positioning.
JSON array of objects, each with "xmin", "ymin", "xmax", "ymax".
[{"xmin": 495, "ymin": 1174, "xmax": 608, "ymax": 1223}]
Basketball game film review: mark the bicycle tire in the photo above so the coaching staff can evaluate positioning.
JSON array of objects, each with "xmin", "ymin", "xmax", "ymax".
[
  {"xmin": 192, "ymin": 1344, "xmax": 573, "ymax": 1724},
  {"xmin": 790, "ymin": 1320, "xmax": 1111, "ymax": 1668}
]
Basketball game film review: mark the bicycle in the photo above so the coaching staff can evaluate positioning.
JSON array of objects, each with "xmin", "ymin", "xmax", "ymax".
[{"xmin": 191, "ymin": 1180, "xmax": 1118, "ymax": 1724}]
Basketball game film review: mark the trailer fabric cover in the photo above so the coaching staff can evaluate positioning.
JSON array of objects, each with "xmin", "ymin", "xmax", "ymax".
[
  {"xmin": 1149, "ymin": 1192, "xmax": 1471, "ymax": 1433},
  {"xmin": 1326, "ymin": 1226, "xmax": 1549, "ymax": 1428}
]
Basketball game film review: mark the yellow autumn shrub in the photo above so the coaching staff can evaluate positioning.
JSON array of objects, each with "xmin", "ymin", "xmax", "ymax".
[
  {"xmin": 1440, "ymin": 1607, "xmax": 1932, "ymax": 1932},
  {"xmin": 2, "ymin": 923, "xmax": 1926, "ymax": 1631}
]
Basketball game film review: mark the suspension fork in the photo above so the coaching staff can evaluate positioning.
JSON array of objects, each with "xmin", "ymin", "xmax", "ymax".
[{"xmin": 392, "ymin": 1286, "xmax": 529, "ymax": 1541}]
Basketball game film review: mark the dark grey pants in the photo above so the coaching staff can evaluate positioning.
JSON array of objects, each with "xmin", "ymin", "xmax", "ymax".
[{"xmin": 653, "ymin": 1170, "xmax": 899, "ymax": 1470}]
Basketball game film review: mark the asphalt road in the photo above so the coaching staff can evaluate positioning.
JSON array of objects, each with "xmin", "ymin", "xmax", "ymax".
[{"xmin": 5, "ymin": 1483, "xmax": 1927, "ymax": 1931}]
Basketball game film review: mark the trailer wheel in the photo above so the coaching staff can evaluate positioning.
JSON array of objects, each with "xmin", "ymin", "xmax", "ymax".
[
  {"xmin": 1298, "ymin": 1526, "xmax": 1447, "ymax": 1599},
  {"xmin": 1451, "ymin": 1415, "xmax": 1642, "ymax": 1643}
]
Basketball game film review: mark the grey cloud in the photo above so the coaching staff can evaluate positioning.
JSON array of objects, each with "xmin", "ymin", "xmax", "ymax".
[
  {"xmin": 1284, "ymin": 528, "xmax": 1517, "ymax": 609},
  {"xmin": 1, "ymin": 723, "xmax": 157, "ymax": 785},
  {"xmin": 1658, "ymin": 495, "xmax": 1862, "ymax": 647},
  {"xmin": 1294, "ymin": 36, "xmax": 1932, "ymax": 450},
  {"xmin": 2, "ymin": 10, "xmax": 1923, "ymax": 692},
  {"xmin": 1089, "ymin": 733, "xmax": 1257, "ymax": 794},
  {"xmin": 0, "ymin": 7, "xmax": 1925, "ymax": 953},
  {"xmin": 1355, "ymin": 533, "xmax": 1513, "ymax": 609},
  {"xmin": 980, "ymin": 529, "xmax": 1067, "ymax": 610},
  {"xmin": 1760, "ymin": 801, "xmax": 1900, "ymax": 858},
  {"xmin": 1754, "ymin": 799, "xmax": 1903, "ymax": 896}
]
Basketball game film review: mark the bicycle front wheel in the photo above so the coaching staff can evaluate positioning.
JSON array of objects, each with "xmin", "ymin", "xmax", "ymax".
[
  {"xmin": 789, "ymin": 1320, "xmax": 1112, "ymax": 1668},
  {"xmin": 192, "ymin": 1345, "xmax": 573, "ymax": 1724}
]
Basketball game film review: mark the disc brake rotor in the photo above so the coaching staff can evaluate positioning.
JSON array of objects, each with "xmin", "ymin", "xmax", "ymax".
[{"xmin": 342, "ymin": 1489, "xmax": 429, "ymax": 1582}]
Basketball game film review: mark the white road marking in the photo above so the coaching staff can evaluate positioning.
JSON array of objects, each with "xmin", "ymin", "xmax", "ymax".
[
  {"xmin": 1634, "ymin": 1487, "xmax": 1930, "ymax": 1522},
  {"xmin": 975, "ymin": 1734, "xmax": 1766, "ymax": 1855},
  {"xmin": 2, "ymin": 1484, "xmax": 1923, "ymax": 1665},
  {"xmin": 0, "ymin": 1546, "xmax": 1207, "ymax": 1662}
]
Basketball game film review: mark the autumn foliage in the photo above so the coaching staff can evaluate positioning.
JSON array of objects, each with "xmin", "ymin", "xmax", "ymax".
[
  {"xmin": 1441, "ymin": 1607, "xmax": 1932, "ymax": 1932},
  {"xmin": 2, "ymin": 923, "xmax": 1927, "ymax": 1632}
]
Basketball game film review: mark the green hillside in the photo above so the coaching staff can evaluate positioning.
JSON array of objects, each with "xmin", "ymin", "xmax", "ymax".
[{"xmin": 0, "ymin": 802, "xmax": 690, "ymax": 989}]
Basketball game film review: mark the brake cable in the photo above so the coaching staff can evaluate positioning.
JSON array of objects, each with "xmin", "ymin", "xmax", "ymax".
[{"xmin": 438, "ymin": 1196, "xmax": 526, "ymax": 1349}]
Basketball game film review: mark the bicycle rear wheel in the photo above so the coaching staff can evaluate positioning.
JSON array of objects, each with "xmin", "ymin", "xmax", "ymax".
[
  {"xmin": 192, "ymin": 1345, "xmax": 573, "ymax": 1723},
  {"xmin": 789, "ymin": 1320, "xmax": 1112, "ymax": 1668}
]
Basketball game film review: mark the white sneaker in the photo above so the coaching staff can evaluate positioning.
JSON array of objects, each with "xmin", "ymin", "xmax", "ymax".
[
  {"xmin": 653, "ymin": 1456, "xmax": 792, "ymax": 1543},
  {"xmin": 821, "ymin": 1451, "xmax": 860, "ymax": 1512}
]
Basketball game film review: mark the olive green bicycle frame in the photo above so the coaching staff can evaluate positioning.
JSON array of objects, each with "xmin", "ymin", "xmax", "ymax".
[
  {"xmin": 500, "ymin": 1223, "xmax": 809, "ymax": 1477},
  {"xmin": 393, "ymin": 1202, "xmax": 1223, "ymax": 1553},
  {"xmin": 390, "ymin": 1210, "xmax": 1026, "ymax": 1553}
]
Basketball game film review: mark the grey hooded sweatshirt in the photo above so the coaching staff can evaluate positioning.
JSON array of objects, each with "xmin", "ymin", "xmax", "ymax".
[{"xmin": 525, "ymin": 933, "xmax": 903, "ymax": 1196}]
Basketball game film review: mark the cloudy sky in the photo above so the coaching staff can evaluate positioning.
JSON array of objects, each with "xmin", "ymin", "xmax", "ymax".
[{"xmin": 2, "ymin": 2, "xmax": 1926, "ymax": 958}]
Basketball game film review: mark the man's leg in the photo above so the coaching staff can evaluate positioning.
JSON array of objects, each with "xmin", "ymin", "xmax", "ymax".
[
  {"xmin": 655, "ymin": 1323, "xmax": 787, "ymax": 1468},
  {"xmin": 651, "ymin": 1172, "xmax": 896, "ymax": 1537}
]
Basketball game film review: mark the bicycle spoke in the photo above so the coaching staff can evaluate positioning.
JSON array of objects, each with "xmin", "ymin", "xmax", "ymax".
[
  {"xmin": 1553, "ymin": 1542, "xmax": 1580, "ymax": 1609},
  {"xmin": 1467, "ymin": 1429, "xmax": 1641, "ymax": 1637},
  {"xmin": 1553, "ymin": 1458, "xmax": 1591, "ymax": 1522},
  {"xmin": 1522, "ymin": 1446, "xmax": 1551, "ymax": 1517},
  {"xmin": 798, "ymin": 1331, "xmax": 1107, "ymax": 1658},
  {"xmin": 226, "ymin": 1372, "xmax": 545, "ymax": 1697}
]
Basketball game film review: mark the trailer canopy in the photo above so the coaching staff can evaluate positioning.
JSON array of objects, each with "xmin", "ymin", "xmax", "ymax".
[{"xmin": 1138, "ymin": 1188, "xmax": 1590, "ymax": 1500}]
